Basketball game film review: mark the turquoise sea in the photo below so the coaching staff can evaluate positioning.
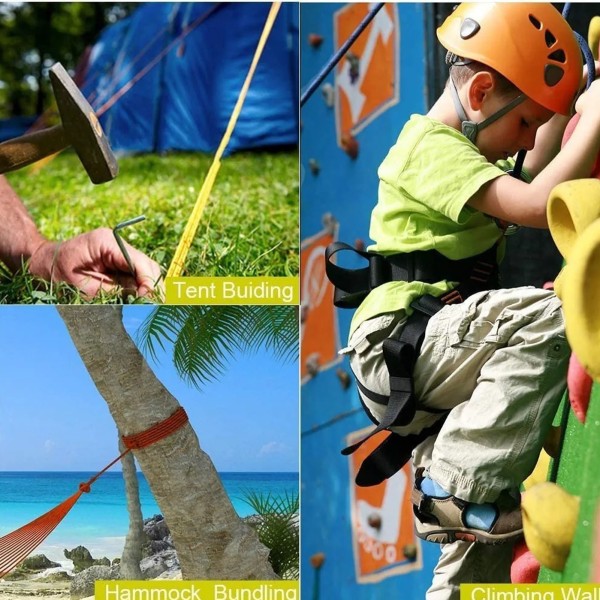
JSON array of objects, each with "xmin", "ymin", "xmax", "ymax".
[{"xmin": 0, "ymin": 471, "xmax": 298, "ymax": 565}]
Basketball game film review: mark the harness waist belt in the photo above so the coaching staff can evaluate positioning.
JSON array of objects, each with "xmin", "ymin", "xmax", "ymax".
[{"xmin": 325, "ymin": 242, "xmax": 499, "ymax": 308}]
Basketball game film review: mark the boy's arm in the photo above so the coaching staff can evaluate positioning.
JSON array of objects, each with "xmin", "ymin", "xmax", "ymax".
[
  {"xmin": 468, "ymin": 80, "xmax": 600, "ymax": 229},
  {"xmin": 524, "ymin": 62, "xmax": 600, "ymax": 178},
  {"xmin": 522, "ymin": 113, "xmax": 571, "ymax": 179}
]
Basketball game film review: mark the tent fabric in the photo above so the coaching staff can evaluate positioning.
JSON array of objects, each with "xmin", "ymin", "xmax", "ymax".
[
  {"xmin": 0, "ymin": 116, "xmax": 37, "ymax": 142},
  {"xmin": 83, "ymin": 2, "xmax": 298, "ymax": 154}
]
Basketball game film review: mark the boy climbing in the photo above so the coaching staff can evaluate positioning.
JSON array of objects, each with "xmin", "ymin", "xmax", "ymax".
[{"xmin": 328, "ymin": 3, "xmax": 600, "ymax": 597}]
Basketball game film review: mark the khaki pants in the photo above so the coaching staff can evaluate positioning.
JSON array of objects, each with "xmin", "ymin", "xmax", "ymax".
[{"xmin": 345, "ymin": 287, "xmax": 569, "ymax": 598}]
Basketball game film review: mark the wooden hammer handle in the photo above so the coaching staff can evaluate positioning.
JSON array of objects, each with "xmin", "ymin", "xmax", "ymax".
[{"xmin": 0, "ymin": 125, "xmax": 69, "ymax": 174}]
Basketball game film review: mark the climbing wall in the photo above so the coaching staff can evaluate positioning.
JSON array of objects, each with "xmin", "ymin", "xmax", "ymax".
[
  {"xmin": 300, "ymin": 4, "xmax": 441, "ymax": 597},
  {"xmin": 300, "ymin": 3, "xmax": 600, "ymax": 595},
  {"xmin": 539, "ymin": 386, "xmax": 600, "ymax": 582},
  {"xmin": 537, "ymin": 13, "xmax": 600, "ymax": 582}
]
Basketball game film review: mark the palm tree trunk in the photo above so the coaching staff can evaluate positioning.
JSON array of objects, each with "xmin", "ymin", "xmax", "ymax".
[
  {"xmin": 57, "ymin": 306, "xmax": 276, "ymax": 580},
  {"xmin": 119, "ymin": 436, "xmax": 144, "ymax": 580}
]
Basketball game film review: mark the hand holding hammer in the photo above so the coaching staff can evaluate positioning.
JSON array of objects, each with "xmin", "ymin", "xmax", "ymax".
[{"xmin": 0, "ymin": 63, "xmax": 118, "ymax": 184}]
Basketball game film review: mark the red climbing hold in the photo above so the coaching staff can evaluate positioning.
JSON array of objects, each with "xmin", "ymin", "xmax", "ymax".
[
  {"xmin": 593, "ymin": 503, "xmax": 600, "ymax": 582},
  {"xmin": 567, "ymin": 353, "xmax": 593, "ymax": 423},
  {"xmin": 340, "ymin": 132, "xmax": 359, "ymax": 159},
  {"xmin": 308, "ymin": 34, "xmax": 324, "ymax": 48},
  {"xmin": 511, "ymin": 539, "xmax": 541, "ymax": 583}
]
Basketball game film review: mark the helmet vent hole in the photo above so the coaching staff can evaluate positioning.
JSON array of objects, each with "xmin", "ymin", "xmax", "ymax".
[
  {"xmin": 545, "ymin": 30, "xmax": 557, "ymax": 47},
  {"xmin": 549, "ymin": 49, "xmax": 566, "ymax": 63},
  {"xmin": 545, "ymin": 64, "xmax": 564, "ymax": 87},
  {"xmin": 459, "ymin": 18, "xmax": 480, "ymax": 40},
  {"xmin": 529, "ymin": 15, "xmax": 542, "ymax": 30}
]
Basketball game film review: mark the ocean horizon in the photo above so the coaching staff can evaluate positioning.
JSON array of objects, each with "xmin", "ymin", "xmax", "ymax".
[{"xmin": 0, "ymin": 470, "xmax": 298, "ymax": 566}]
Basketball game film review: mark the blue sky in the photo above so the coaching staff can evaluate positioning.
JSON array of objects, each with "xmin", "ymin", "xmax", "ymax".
[{"xmin": 0, "ymin": 306, "xmax": 298, "ymax": 473}]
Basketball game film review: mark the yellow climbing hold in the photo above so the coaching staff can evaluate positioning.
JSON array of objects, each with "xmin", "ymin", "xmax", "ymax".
[
  {"xmin": 523, "ymin": 451, "xmax": 551, "ymax": 491},
  {"xmin": 588, "ymin": 16, "xmax": 600, "ymax": 60},
  {"xmin": 562, "ymin": 218, "xmax": 600, "ymax": 380},
  {"xmin": 522, "ymin": 482, "xmax": 580, "ymax": 572},
  {"xmin": 547, "ymin": 179, "xmax": 600, "ymax": 263},
  {"xmin": 547, "ymin": 179, "xmax": 600, "ymax": 379},
  {"xmin": 552, "ymin": 269, "xmax": 565, "ymax": 300}
]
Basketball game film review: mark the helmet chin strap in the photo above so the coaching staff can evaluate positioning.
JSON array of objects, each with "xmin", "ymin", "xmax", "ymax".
[
  {"xmin": 448, "ymin": 73, "xmax": 526, "ymax": 144},
  {"xmin": 447, "ymin": 65, "xmax": 528, "ymax": 237}
]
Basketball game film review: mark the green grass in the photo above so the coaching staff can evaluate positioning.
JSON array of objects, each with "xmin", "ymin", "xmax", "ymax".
[
  {"xmin": 2, "ymin": 149, "xmax": 298, "ymax": 303},
  {"xmin": 0, "ymin": 262, "xmax": 155, "ymax": 304}
]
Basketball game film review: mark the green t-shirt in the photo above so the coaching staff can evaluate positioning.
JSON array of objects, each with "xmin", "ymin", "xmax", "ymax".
[{"xmin": 351, "ymin": 114, "xmax": 525, "ymax": 334}]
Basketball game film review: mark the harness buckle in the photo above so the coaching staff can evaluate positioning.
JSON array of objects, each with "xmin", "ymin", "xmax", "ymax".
[{"xmin": 441, "ymin": 289, "xmax": 463, "ymax": 304}]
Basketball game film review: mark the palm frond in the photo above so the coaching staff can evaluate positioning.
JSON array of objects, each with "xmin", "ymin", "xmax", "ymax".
[
  {"xmin": 238, "ymin": 306, "xmax": 299, "ymax": 364},
  {"xmin": 171, "ymin": 306, "xmax": 248, "ymax": 389},
  {"xmin": 137, "ymin": 306, "xmax": 298, "ymax": 390},
  {"xmin": 242, "ymin": 490, "xmax": 299, "ymax": 579},
  {"xmin": 136, "ymin": 306, "xmax": 196, "ymax": 363}
]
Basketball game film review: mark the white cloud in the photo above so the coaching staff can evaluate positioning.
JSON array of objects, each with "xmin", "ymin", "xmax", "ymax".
[
  {"xmin": 44, "ymin": 439, "xmax": 56, "ymax": 453},
  {"xmin": 258, "ymin": 441, "xmax": 287, "ymax": 457}
]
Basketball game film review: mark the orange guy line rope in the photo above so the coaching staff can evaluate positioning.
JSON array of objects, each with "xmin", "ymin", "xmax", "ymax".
[
  {"xmin": 0, "ymin": 407, "xmax": 188, "ymax": 578},
  {"xmin": 166, "ymin": 1, "xmax": 282, "ymax": 278}
]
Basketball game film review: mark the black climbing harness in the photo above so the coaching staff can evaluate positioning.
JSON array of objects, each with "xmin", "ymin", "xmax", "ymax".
[
  {"xmin": 326, "ymin": 242, "xmax": 499, "ymax": 309},
  {"xmin": 326, "ymin": 242, "xmax": 500, "ymax": 486},
  {"xmin": 311, "ymin": 2, "xmax": 596, "ymax": 487}
]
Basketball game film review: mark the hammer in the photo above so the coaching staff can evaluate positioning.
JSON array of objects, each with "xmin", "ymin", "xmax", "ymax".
[{"xmin": 0, "ymin": 63, "xmax": 118, "ymax": 184}]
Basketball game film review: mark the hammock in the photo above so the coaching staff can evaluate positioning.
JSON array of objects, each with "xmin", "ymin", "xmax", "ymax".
[{"xmin": 0, "ymin": 406, "xmax": 188, "ymax": 578}]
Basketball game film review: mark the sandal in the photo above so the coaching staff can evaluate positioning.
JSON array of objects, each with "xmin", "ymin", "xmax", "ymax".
[{"xmin": 411, "ymin": 468, "xmax": 523, "ymax": 545}]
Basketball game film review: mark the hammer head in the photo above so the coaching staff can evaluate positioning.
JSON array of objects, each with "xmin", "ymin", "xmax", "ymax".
[{"xmin": 49, "ymin": 63, "xmax": 118, "ymax": 184}]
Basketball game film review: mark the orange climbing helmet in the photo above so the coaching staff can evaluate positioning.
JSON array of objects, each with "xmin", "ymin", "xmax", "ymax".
[{"xmin": 437, "ymin": 3, "xmax": 583, "ymax": 115}]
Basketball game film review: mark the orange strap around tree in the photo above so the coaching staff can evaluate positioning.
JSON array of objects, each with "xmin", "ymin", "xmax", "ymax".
[
  {"xmin": 0, "ymin": 406, "xmax": 189, "ymax": 578},
  {"xmin": 122, "ymin": 406, "xmax": 189, "ymax": 450}
]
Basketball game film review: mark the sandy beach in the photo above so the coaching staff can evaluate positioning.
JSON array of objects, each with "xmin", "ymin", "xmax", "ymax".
[{"xmin": 0, "ymin": 580, "xmax": 71, "ymax": 600}]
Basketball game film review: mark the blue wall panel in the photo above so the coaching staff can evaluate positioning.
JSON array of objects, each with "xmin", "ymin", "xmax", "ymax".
[{"xmin": 301, "ymin": 4, "xmax": 441, "ymax": 598}]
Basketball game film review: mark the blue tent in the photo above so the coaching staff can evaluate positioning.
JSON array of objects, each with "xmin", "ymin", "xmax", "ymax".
[
  {"xmin": 0, "ymin": 116, "xmax": 37, "ymax": 143},
  {"xmin": 82, "ymin": 2, "xmax": 298, "ymax": 154}
]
